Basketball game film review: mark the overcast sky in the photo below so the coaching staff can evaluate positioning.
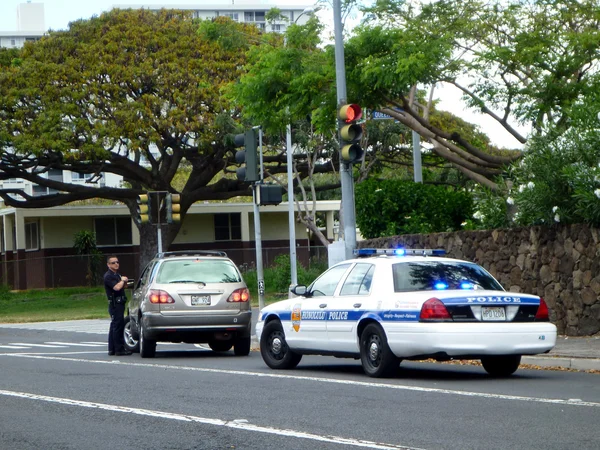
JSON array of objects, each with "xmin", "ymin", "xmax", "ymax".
[{"xmin": 0, "ymin": 1, "xmax": 526, "ymax": 148}]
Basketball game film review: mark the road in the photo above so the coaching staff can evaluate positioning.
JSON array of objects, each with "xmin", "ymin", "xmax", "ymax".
[{"xmin": 0, "ymin": 322, "xmax": 599, "ymax": 450}]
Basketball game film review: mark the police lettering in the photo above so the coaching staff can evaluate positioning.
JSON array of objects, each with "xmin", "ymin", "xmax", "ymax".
[
  {"xmin": 301, "ymin": 311, "xmax": 326, "ymax": 320},
  {"xmin": 466, "ymin": 296, "xmax": 522, "ymax": 303},
  {"xmin": 328, "ymin": 311, "xmax": 348, "ymax": 320}
]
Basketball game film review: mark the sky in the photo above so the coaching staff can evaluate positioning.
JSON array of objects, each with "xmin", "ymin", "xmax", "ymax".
[{"xmin": 0, "ymin": 1, "xmax": 526, "ymax": 148}]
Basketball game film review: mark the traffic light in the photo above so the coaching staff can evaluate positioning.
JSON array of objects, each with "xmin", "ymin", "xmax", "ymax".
[
  {"xmin": 166, "ymin": 193, "xmax": 181, "ymax": 224},
  {"xmin": 136, "ymin": 193, "xmax": 152, "ymax": 224},
  {"xmin": 338, "ymin": 103, "xmax": 364, "ymax": 163},
  {"xmin": 234, "ymin": 129, "xmax": 260, "ymax": 182}
]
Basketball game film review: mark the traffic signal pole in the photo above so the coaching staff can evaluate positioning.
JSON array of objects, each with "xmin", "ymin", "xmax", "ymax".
[{"xmin": 333, "ymin": 0, "xmax": 357, "ymax": 260}]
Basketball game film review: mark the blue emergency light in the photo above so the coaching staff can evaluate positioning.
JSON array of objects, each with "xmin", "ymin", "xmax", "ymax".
[{"xmin": 354, "ymin": 248, "xmax": 446, "ymax": 257}]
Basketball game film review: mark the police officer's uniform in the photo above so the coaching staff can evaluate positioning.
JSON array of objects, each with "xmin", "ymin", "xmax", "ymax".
[{"xmin": 104, "ymin": 267, "xmax": 129, "ymax": 355}]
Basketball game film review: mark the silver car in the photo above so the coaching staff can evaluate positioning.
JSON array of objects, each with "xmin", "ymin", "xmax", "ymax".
[{"xmin": 125, "ymin": 251, "xmax": 252, "ymax": 358}]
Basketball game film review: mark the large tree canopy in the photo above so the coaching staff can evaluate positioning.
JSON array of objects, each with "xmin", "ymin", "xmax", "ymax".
[
  {"xmin": 232, "ymin": 0, "xmax": 600, "ymax": 191},
  {"xmin": 0, "ymin": 9, "xmax": 266, "ymax": 266}
]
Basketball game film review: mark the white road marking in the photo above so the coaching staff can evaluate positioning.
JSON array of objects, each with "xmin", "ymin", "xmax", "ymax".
[
  {"xmin": 9, "ymin": 343, "xmax": 68, "ymax": 348},
  {"xmin": 0, "ymin": 345, "xmax": 30, "ymax": 349},
  {"xmin": 3, "ymin": 353, "xmax": 600, "ymax": 409},
  {"xmin": 0, "ymin": 389, "xmax": 420, "ymax": 450},
  {"xmin": 45, "ymin": 342, "xmax": 105, "ymax": 347}
]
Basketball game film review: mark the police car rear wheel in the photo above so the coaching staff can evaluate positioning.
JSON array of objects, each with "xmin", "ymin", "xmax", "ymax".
[
  {"xmin": 360, "ymin": 323, "xmax": 398, "ymax": 378},
  {"xmin": 209, "ymin": 341, "xmax": 233, "ymax": 352},
  {"xmin": 260, "ymin": 321, "xmax": 302, "ymax": 370},
  {"xmin": 481, "ymin": 355, "xmax": 521, "ymax": 377}
]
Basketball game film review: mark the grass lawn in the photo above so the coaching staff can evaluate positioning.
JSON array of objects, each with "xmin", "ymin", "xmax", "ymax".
[
  {"xmin": 0, "ymin": 287, "xmax": 109, "ymax": 323},
  {"xmin": 0, "ymin": 286, "xmax": 281, "ymax": 323}
]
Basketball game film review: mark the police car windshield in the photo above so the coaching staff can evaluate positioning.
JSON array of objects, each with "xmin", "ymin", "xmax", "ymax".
[{"xmin": 392, "ymin": 261, "xmax": 504, "ymax": 292}]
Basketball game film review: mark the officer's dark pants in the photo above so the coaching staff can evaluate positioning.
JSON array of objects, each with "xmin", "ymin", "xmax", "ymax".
[{"xmin": 108, "ymin": 302, "xmax": 126, "ymax": 353}]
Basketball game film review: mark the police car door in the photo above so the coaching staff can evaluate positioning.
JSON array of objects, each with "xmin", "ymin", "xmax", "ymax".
[
  {"xmin": 325, "ymin": 263, "xmax": 375, "ymax": 353},
  {"xmin": 286, "ymin": 263, "xmax": 352, "ymax": 351}
]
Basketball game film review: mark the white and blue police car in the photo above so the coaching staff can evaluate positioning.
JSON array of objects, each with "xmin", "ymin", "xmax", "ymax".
[{"xmin": 255, "ymin": 248, "xmax": 557, "ymax": 378}]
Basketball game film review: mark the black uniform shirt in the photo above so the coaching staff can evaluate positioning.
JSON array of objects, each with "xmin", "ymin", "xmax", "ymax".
[{"xmin": 104, "ymin": 270, "xmax": 125, "ymax": 300}]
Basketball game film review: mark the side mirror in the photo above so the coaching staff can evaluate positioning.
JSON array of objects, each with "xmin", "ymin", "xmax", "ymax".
[{"xmin": 291, "ymin": 285, "xmax": 308, "ymax": 296}]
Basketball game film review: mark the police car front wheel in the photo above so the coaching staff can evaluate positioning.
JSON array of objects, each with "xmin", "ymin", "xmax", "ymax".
[{"xmin": 260, "ymin": 321, "xmax": 302, "ymax": 370}]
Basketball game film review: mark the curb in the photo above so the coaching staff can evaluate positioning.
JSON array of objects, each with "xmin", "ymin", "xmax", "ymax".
[{"xmin": 522, "ymin": 355, "xmax": 600, "ymax": 371}]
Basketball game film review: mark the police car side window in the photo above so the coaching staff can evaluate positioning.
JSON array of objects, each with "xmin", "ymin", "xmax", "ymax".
[
  {"xmin": 340, "ymin": 263, "xmax": 374, "ymax": 296},
  {"xmin": 309, "ymin": 264, "xmax": 351, "ymax": 297}
]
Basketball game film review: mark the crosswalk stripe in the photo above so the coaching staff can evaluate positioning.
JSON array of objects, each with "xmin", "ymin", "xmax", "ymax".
[
  {"xmin": 0, "ymin": 345, "xmax": 30, "ymax": 349},
  {"xmin": 45, "ymin": 342, "xmax": 105, "ymax": 347},
  {"xmin": 10, "ymin": 343, "xmax": 68, "ymax": 348}
]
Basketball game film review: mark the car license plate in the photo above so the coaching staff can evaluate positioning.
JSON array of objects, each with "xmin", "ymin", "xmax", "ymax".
[
  {"xmin": 481, "ymin": 306, "xmax": 506, "ymax": 321},
  {"xmin": 191, "ymin": 295, "xmax": 210, "ymax": 306}
]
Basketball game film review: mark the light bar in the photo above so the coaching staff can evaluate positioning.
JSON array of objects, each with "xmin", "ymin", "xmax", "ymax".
[{"xmin": 354, "ymin": 248, "xmax": 446, "ymax": 257}]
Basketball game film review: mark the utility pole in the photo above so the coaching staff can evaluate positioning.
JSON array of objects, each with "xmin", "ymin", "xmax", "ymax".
[{"xmin": 333, "ymin": 0, "xmax": 357, "ymax": 260}]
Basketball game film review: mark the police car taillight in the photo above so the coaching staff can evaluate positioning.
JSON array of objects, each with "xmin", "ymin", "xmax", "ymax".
[
  {"xmin": 149, "ymin": 290, "xmax": 175, "ymax": 304},
  {"xmin": 420, "ymin": 298, "xmax": 452, "ymax": 321},
  {"xmin": 227, "ymin": 288, "xmax": 250, "ymax": 302},
  {"xmin": 535, "ymin": 298, "xmax": 549, "ymax": 321}
]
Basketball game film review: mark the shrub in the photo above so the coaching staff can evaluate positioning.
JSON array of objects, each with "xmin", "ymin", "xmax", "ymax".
[{"xmin": 355, "ymin": 178, "xmax": 473, "ymax": 238}]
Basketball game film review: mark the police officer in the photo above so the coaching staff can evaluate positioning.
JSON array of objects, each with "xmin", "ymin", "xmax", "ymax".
[{"xmin": 104, "ymin": 255, "xmax": 131, "ymax": 356}]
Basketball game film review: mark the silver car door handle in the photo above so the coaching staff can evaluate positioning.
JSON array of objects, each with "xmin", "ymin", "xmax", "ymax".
[
  {"xmin": 353, "ymin": 303, "xmax": 362, "ymax": 308},
  {"xmin": 319, "ymin": 304, "xmax": 327, "ymax": 308}
]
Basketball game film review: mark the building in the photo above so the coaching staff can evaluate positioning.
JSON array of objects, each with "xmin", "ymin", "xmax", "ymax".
[
  {"xmin": 113, "ymin": 2, "xmax": 314, "ymax": 32},
  {"xmin": 0, "ymin": 2, "xmax": 45, "ymax": 49},
  {"xmin": 0, "ymin": 200, "xmax": 340, "ymax": 290}
]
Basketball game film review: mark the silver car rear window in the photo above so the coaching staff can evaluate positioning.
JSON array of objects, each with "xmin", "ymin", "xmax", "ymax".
[{"xmin": 155, "ymin": 259, "xmax": 242, "ymax": 284}]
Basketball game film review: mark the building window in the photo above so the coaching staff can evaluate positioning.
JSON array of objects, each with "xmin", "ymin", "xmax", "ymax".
[
  {"xmin": 220, "ymin": 12, "xmax": 239, "ymax": 21},
  {"xmin": 25, "ymin": 221, "xmax": 39, "ymax": 251},
  {"xmin": 10, "ymin": 39, "xmax": 16, "ymax": 47},
  {"xmin": 272, "ymin": 24, "xmax": 284, "ymax": 32},
  {"xmin": 95, "ymin": 217, "xmax": 132, "ymax": 246},
  {"xmin": 214, "ymin": 213, "xmax": 241, "ymax": 241}
]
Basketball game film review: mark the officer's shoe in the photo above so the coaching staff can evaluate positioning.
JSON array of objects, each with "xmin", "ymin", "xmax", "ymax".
[
  {"xmin": 108, "ymin": 351, "xmax": 115, "ymax": 356},
  {"xmin": 115, "ymin": 350, "xmax": 132, "ymax": 356}
]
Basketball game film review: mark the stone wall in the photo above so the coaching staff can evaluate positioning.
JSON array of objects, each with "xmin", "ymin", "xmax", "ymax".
[{"xmin": 359, "ymin": 223, "xmax": 600, "ymax": 336}]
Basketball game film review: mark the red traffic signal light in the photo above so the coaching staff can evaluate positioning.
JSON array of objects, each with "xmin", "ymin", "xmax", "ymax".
[
  {"xmin": 338, "ymin": 104, "xmax": 364, "ymax": 163},
  {"xmin": 338, "ymin": 104, "xmax": 362, "ymax": 123}
]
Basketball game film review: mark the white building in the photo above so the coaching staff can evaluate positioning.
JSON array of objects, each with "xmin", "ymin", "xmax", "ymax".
[
  {"xmin": 0, "ymin": 2, "xmax": 45, "ymax": 49},
  {"xmin": 113, "ymin": 2, "xmax": 315, "ymax": 32}
]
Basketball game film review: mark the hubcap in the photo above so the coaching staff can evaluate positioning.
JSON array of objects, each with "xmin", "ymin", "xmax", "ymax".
[
  {"xmin": 271, "ymin": 336, "xmax": 283, "ymax": 355},
  {"xmin": 369, "ymin": 340, "xmax": 379, "ymax": 362}
]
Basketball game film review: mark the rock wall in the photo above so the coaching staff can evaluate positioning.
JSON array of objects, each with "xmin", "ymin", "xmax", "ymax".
[{"xmin": 360, "ymin": 223, "xmax": 600, "ymax": 336}]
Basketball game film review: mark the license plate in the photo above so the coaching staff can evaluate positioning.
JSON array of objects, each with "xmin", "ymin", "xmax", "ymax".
[
  {"xmin": 191, "ymin": 295, "xmax": 210, "ymax": 306},
  {"xmin": 481, "ymin": 306, "xmax": 506, "ymax": 321}
]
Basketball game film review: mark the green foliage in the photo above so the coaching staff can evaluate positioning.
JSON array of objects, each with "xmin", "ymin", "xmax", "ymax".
[
  {"xmin": 73, "ymin": 230, "xmax": 103, "ymax": 286},
  {"xmin": 242, "ymin": 254, "xmax": 328, "ymax": 300},
  {"xmin": 355, "ymin": 179, "xmax": 473, "ymax": 238}
]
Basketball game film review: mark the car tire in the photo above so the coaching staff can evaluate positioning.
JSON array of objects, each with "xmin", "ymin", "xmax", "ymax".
[
  {"xmin": 209, "ymin": 341, "xmax": 233, "ymax": 352},
  {"xmin": 481, "ymin": 355, "xmax": 521, "ymax": 377},
  {"xmin": 139, "ymin": 319, "xmax": 156, "ymax": 358},
  {"xmin": 233, "ymin": 337, "xmax": 251, "ymax": 356},
  {"xmin": 360, "ymin": 323, "xmax": 399, "ymax": 378},
  {"xmin": 260, "ymin": 320, "xmax": 302, "ymax": 369},
  {"xmin": 123, "ymin": 316, "xmax": 140, "ymax": 353}
]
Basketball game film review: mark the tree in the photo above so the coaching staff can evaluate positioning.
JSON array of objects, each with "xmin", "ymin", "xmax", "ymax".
[
  {"xmin": 73, "ymin": 230, "xmax": 103, "ymax": 286},
  {"xmin": 231, "ymin": 0, "xmax": 600, "ymax": 192},
  {"xmin": 0, "ymin": 9, "xmax": 265, "ymax": 268}
]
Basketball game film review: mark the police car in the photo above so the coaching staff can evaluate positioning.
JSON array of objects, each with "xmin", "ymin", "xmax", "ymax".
[{"xmin": 255, "ymin": 248, "xmax": 557, "ymax": 378}]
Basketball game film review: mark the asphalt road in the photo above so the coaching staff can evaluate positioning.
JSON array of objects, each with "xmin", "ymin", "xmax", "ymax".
[{"xmin": 1, "ymin": 324, "xmax": 599, "ymax": 450}]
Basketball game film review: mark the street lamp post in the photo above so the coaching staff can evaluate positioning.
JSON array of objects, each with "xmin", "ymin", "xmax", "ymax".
[{"xmin": 286, "ymin": 6, "xmax": 314, "ymax": 296}]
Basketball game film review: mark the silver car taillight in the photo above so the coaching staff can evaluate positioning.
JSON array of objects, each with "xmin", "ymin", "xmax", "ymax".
[
  {"xmin": 148, "ymin": 289, "xmax": 175, "ymax": 304},
  {"xmin": 227, "ymin": 288, "xmax": 250, "ymax": 302}
]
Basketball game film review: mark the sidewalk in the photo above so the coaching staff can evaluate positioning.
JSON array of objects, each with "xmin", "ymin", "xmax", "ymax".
[{"xmin": 521, "ymin": 335, "xmax": 600, "ymax": 371}]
